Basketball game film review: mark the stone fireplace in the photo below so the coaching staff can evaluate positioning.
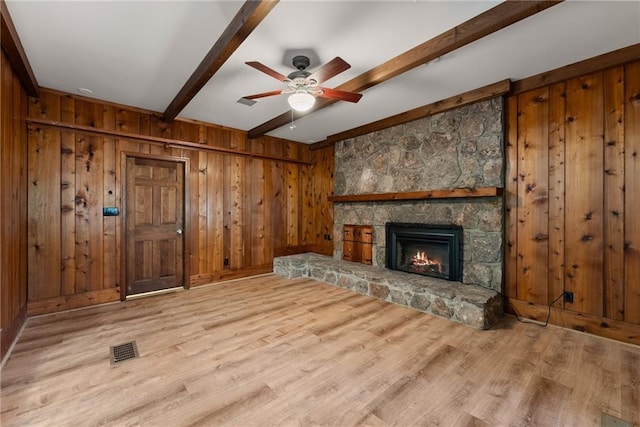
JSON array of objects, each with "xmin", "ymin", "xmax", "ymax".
[
  {"xmin": 273, "ymin": 97, "xmax": 505, "ymax": 329},
  {"xmin": 385, "ymin": 222, "xmax": 463, "ymax": 281},
  {"xmin": 333, "ymin": 97, "xmax": 504, "ymax": 292}
]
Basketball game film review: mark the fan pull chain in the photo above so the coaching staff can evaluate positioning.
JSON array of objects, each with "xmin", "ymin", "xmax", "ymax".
[{"xmin": 289, "ymin": 109, "xmax": 296, "ymax": 130}]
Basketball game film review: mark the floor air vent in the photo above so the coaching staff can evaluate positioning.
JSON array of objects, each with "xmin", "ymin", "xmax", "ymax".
[{"xmin": 110, "ymin": 341, "xmax": 139, "ymax": 365}]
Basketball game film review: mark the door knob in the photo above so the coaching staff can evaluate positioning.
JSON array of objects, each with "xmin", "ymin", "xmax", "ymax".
[{"xmin": 176, "ymin": 229, "xmax": 183, "ymax": 235}]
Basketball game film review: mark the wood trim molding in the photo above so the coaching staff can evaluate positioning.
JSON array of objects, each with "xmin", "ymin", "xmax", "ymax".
[
  {"xmin": 327, "ymin": 187, "xmax": 503, "ymax": 203},
  {"xmin": 26, "ymin": 118, "xmax": 312, "ymax": 165},
  {"xmin": 313, "ymin": 79, "xmax": 511, "ymax": 149},
  {"xmin": 512, "ymin": 43, "xmax": 640, "ymax": 95},
  {"xmin": 163, "ymin": 0, "xmax": 279, "ymax": 121},
  {"xmin": 27, "ymin": 288, "xmax": 121, "ymax": 316},
  {"xmin": 0, "ymin": 304, "xmax": 26, "ymax": 362},
  {"xmin": 247, "ymin": 0, "xmax": 562, "ymax": 139},
  {"xmin": 190, "ymin": 264, "xmax": 274, "ymax": 287},
  {"xmin": 0, "ymin": 0, "xmax": 38, "ymax": 96},
  {"xmin": 507, "ymin": 298, "xmax": 640, "ymax": 347}
]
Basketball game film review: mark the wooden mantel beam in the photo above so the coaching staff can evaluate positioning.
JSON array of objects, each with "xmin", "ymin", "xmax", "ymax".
[
  {"xmin": 0, "ymin": 0, "xmax": 39, "ymax": 96},
  {"xmin": 247, "ymin": 0, "xmax": 563, "ymax": 139},
  {"xmin": 163, "ymin": 0, "xmax": 279, "ymax": 122}
]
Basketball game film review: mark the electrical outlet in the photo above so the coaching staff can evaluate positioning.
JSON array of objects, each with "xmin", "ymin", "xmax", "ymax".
[
  {"xmin": 564, "ymin": 291, "xmax": 574, "ymax": 304},
  {"xmin": 223, "ymin": 258, "xmax": 229, "ymax": 266}
]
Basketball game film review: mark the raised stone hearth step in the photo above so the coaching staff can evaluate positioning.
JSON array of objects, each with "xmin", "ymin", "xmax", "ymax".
[{"xmin": 273, "ymin": 253, "xmax": 503, "ymax": 330}]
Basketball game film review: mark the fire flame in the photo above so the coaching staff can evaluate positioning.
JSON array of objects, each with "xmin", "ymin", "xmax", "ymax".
[{"xmin": 411, "ymin": 251, "xmax": 443, "ymax": 273}]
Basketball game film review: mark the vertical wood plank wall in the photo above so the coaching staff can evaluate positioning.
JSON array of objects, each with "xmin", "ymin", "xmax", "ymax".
[
  {"xmin": 26, "ymin": 88, "xmax": 334, "ymax": 315},
  {"xmin": 0, "ymin": 50, "xmax": 29, "ymax": 360},
  {"xmin": 505, "ymin": 59, "xmax": 640, "ymax": 333}
]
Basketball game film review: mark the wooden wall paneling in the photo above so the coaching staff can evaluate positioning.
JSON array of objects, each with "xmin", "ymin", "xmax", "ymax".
[
  {"xmin": 196, "ymin": 149, "xmax": 207, "ymax": 274},
  {"xmin": 0, "ymin": 50, "xmax": 30, "ymax": 359},
  {"xmin": 102, "ymin": 105, "xmax": 117, "ymax": 291},
  {"xmin": 13, "ymin": 64, "xmax": 28, "ymax": 319},
  {"xmin": 300, "ymin": 153, "xmax": 313, "ymax": 248},
  {"xmin": 60, "ymin": 96, "xmax": 76, "ymax": 296},
  {"xmin": 308, "ymin": 146, "xmax": 335, "ymax": 255},
  {"xmin": 285, "ymin": 142, "xmax": 300, "ymax": 247},
  {"xmin": 564, "ymin": 72, "xmax": 605, "ymax": 316},
  {"xmin": 249, "ymin": 139, "xmax": 267, "ymax": 266},
  {"xmin": 74, "ymin": 100, "xmax": 104, "ymax": 294},
  {"xmin": 515, "ymin": 88, "xmax": 550, "ymax": 305},
  {"xmin": 504, "ymin": 96, "xmax": 518, "ymax": 299},
  {"xmin": 229, "ymin": 133, "xmax": 245, "ymax": 269},
  {"xmin": 27, "ymin": 93, "xmax": 61, "ymax": 301},
  {"xmin": 624, "ymin": 61, "xmax": 640, "ymax": 324},
  {"xmin": 209, "ymin": 152, "xmax": 224, "ymax": 273},
  {"xmin": 603, "ymin": 67, "xmax": 626, "ymax": 320},
  {"xmin": 270, "ymin": 160, "xmax": 285, "ymax": 253},
  {"xmin": 548, "ymin": 83, "xmax": 566, "ymax": 308}
]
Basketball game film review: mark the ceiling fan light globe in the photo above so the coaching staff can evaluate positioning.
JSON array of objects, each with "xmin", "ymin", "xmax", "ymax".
[{"xmin": 288, "ymin": 92, "xmax": 315, "ymax": 112}]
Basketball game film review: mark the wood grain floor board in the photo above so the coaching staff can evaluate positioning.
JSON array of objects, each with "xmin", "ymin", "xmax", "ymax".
[{"xmin": 2, "ymin": 274, "xmax": 640, "ymax": 426}]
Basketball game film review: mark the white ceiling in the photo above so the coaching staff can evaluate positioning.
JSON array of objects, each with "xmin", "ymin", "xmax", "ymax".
[{"xmin": 6, "ymin": 0, "xmax": 640, "ymax": 144}]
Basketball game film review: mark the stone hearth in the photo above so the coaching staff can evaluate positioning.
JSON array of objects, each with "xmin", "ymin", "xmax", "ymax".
[{"xmin": 273, "ymin": 253, "xmax": 503, "ymax": 329}]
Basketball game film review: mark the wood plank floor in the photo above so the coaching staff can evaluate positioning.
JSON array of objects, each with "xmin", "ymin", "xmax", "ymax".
[{"xmin": 1, "ymin": 274, "xmax": 639, "ymax": 426}]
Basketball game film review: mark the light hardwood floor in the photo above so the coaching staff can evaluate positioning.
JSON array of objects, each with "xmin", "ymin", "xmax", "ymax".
[{"xmin": 1, "ymin": 274, "xmax": 639, "ymax": 426}]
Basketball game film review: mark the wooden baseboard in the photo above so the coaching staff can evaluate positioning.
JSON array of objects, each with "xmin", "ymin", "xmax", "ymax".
[
  {"xmin": 27, "ymin": 288, "xmax": 121, "ymax": 316},
  {"xmin": 507, "ymin": 298, "xmax": 640, "ymax": 346},
  {"xmin": 273, "ymin": 245, "xmax": 314, "ymax": 257},
  {"xmin": 190, "ymin": 264, "xmax": 274, "ymax": 287},
  {"xmin": 1, "ymin": 304, "xmax": 27, "ymax": 362}
]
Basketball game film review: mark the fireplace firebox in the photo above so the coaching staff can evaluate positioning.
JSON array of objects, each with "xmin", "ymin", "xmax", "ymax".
[{"xmin": 385, "ymin": 223, "xmax": 463, "ymax": 281}]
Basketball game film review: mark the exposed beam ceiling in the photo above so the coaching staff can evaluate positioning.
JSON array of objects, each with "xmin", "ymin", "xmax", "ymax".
[
  {"xmin": 247, "ymin": 0, "xmax": 563, "ymax": 139},
  {"xmin": 162, "ymin": 0, "xmax": 278, "ymax": 121},
  {"xmin": 0, "ymin": 0, "xmax": 38, "ymax": 96}
]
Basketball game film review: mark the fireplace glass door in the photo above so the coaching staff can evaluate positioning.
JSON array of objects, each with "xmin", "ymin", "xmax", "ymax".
[{"xmin": 386, "ymin": 223, "xmax": 462, "ymax": 281}]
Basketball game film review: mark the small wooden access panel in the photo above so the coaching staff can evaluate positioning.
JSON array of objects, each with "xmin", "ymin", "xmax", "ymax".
[{"xmin": 343, "ymin": 225, "xmax": 374, "ymax": 265}]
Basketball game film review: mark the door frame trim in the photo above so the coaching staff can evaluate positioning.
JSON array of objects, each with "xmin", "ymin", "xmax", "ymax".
[{"xmin": 120, "ymin": 152, "xmax": 191, "ymax": 301}]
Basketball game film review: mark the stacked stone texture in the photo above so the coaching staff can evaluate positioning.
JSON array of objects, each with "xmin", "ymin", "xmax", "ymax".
[
  {"xmin": 333, "ymin": 98, "xmax": 504, "ymax": 292},
  {"xmin": 274, "ymin": 253, "xmax": 503, "ymax": 330}
]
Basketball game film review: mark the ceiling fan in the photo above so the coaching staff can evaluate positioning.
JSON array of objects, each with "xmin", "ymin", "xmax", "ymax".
[{"xmin": 241, "ymin": 55, "xmax": 362, "ymax": 112}]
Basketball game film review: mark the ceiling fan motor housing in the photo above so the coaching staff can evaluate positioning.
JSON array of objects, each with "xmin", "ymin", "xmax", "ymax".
[{"xmin": 288, "ymin": 55, "xmax": 312, "ymax": 80}]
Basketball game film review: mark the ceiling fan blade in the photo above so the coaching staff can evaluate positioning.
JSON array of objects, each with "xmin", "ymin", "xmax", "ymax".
[
  {"xmin": 245, "ymin": 61, "xmax": 288, "ymax": 82},
  {"xmin": 318, "ymin": 87, "xmax": 362, "ymax": 103},
  {"xmin": 242, "ymin": 90, "xmax": 283, "ymax": 100},
  {"xmin": 308, "ymin": 57, "xmax": 351, "ymax": 84}
]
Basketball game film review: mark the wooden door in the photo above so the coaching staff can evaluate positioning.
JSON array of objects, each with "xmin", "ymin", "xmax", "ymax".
[{"xmin": 125, "ymin": 157, "xmax": 185, "ymax": 296}]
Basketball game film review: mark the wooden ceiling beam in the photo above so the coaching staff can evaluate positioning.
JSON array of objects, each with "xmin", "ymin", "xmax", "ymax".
[
  {"xmin": 0, "ymin": 0, "xmax": 39, "ymax": 96},
  {"xmin": 313, "ymin": 79, "xmax": 511, "ymax": 150},
  {"xmin": 162, "ymin": 0, "xmax": 279, "ymax": 122},
  {"xmin": 247, "ymin": 0, "xmax": 563, "ymax": 139}
]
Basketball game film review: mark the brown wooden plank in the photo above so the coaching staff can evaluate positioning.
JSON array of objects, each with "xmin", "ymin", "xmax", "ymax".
[
  {"xmin": 26, "ymin": 117, "xmax": 311, "ymax": 165},
  {"xmin": 507, "ymin": 298, "xmax": 640, "ymax": 347},
  {"xmin": 27, "ymin": 93, "xmax": 61, "ymax": 301},
  {"xmin": 0, "ymin": 0, "xmax": 39, "ymax": 96},
  {"xmin": 162, "ymin": 0, "xmax": 279, "ymax": 121},
  {"xmin": 0, "ymin": 49, "xmax": 30, "ymax": 360},
  {"xmin": 547, "ymin": 82, "xmax": 566, "ymax": 308},
  {"xmin": 603, "ymin": 67, "xmax": 625, "ymax": 320},
  {"xmin": 624, "ymin": 61, "xmax": 640, "ymax": 324},
  {"xmin": 74, "ymin": 100, "xmax": 105, "ymax": 294},
  {"xmin": 564, "ymin": 72, "xmax": 605, "ymax": 316},
  {"xmin": 26, "ymin": 288, "xmax": 121, "ymax": 316},
  {"xmin": 209, "ymin": 152, "xmax": 224, "ymax": 272},
  {"xmin": 102, "ymin": 105, "xmax": 118, "ymax": 291},
  {"xmin": 516, "ymin": 88, "xmax": 550, "ymax": 305},
  {"xmin": 248, "ymin": 1, "xmax": 561, "ymax": 138},
  {"xmin": 229, "ymin": 134, "xmax": 245, "ymax": 269},
  {"xmin": 512, "ymin": 43, "xmax": 640, "ymax": 95},
  {"xmin": 320, "ymin": 80, "xmax": 511, "ymax": 147},
  {"xmin": 285, "ymin": 142, "xmax": 300, "ymax": 247},
  {"xmin": 60, "ymin": 96, "xmax": 76, "ymax": 296},
  {"xmin": 504, "ymin": 96, "xmax": 518, "ymax": 300},
  {"xmin": 327, "ymin": 187, "xmax": 503, "ymax": 203}
]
